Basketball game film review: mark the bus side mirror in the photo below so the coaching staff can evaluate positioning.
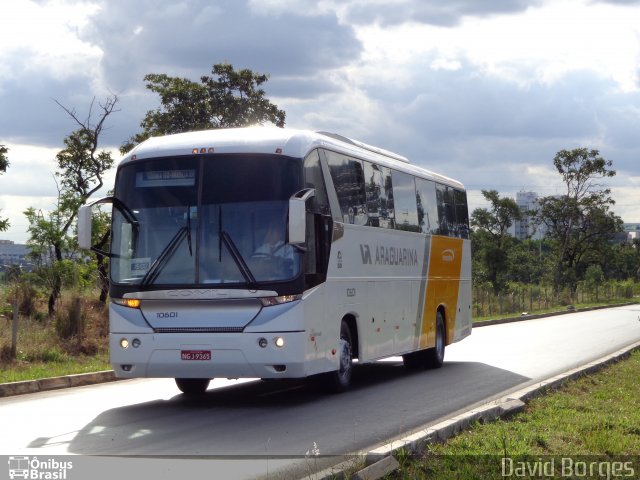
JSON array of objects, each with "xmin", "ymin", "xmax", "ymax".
[
  {"xmin": 78, "ymin": 205, "xmax": 93, "ymax": 250},
  {"xmin": 77, "ymin": 196, "xmax": 136, "ymax": 257},
  {"xmin": 288, "ymin": 188, "xmax": 315, "ymax": 246}
]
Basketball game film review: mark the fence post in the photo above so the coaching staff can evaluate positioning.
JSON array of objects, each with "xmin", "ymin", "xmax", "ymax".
[
  {"xmin": 488, "ymin": 290, "xmax": 492, "ymax": 316},
  {"xmin": 72, "ymin": 296, "xmax": 83, "ymax": 339},
  {"xmin": 11, "ymin": 293, "xmax": 18, "ymax": 359},
  {"xmin": 544, "ymin": 287, "xmax": 548, "ymax": 309}
]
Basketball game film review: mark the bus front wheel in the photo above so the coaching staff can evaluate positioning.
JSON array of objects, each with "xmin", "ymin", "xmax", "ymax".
[
  {"xmin": 323, "ymin": 320, "xmax": 354, "ymax": 393},
  {"xmin": 175, "ymin": 378, "xmax": 210, "ymax": 395}
]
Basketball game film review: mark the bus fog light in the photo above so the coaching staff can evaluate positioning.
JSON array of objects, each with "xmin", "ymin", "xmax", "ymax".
[
  {"xmin": 120, "ymin": 338, "xmax": 129, "ymax": 349},
  {"xmin": 274, "ymin": 337, "xmax": 285, "ymax": 348},
  {"xmin": 132, "ymin": 338, "xmax": 141, "ymax": 348},
  {"xmin": 258, "ymin": 338, "xmax": 268, "ymax": 348}
]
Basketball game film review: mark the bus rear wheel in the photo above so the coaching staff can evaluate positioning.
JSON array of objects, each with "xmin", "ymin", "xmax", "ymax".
[
  {"xmin": 175, "ymin": 378, "xmax": 210, "ymax": 395},
  {"xmin": 424, "ymin": 311, "xmax": 446, "ymax": 368},
  {"xmin": 403, "ymin": 311, "xmax": 446, "ymax": 369}
]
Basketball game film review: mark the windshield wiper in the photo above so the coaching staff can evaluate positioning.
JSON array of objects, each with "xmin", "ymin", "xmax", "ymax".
[
  {"xmin": 186, "ymin": 205, "xmax": 193, "ymax": 256},
  {"xmin": 140, "ymin": 206, "xmax": 193, "ymax": 288},
  {"xmin": 220, "ymin": 231, "xmax": 257, "ymax": 289},
  {"xmin": 217, "ymin": 206, "xmax": 257, "ymax": 289}
]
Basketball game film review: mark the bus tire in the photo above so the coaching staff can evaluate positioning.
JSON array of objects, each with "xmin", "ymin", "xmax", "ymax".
[
  {"xmin": 323, "ymin": 320, "xmax": 354, "ymax": 393},
  {"xmin": 424, "ymin": 311, "xmax": 445, "ymax": 369},
  {"xmin": 175, "ymin": 378, "xmax": 210, "ymax": 395}
]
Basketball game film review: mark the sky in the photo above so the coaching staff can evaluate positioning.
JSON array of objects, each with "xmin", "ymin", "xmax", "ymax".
[{"xmin": 1, "ymin": 0, "xmax": 640, "ymax": 243}]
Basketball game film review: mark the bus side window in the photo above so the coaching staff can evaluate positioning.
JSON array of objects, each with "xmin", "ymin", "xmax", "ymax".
[
  {"xmin": 363, "ymin": 162, "xmax": 395, "ymax": 229},
  {"xmin": 454, "ymin": 189, "xmax": 470, "ymax": 239},
  {"xmin": 325, "ymin": 151, "xmax": 367, "ymax": 226},
  {"xmin": 444, "ymin": 186, "xmax": 457, "ymax": 237},
  {"xmin": 435, "ymin": 183, "xmax": 456, "ymax": 236},
  {"xmin": 303, "ymin": 150, "xmax": 332, "ymax": 288},
  {"xmin": 391, "ymin": 170, "xmax": 419, "ymax": 232},
  {"xmin": 303, "ymin": 150, "xmax": 330, "ymax": 215},
  {"xmin": 416, "ymin": 178, "xmax": 438, "ymax": 235}
]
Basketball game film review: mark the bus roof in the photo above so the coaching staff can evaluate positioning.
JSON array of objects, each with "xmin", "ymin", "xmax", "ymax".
[{"xmin": 122, "ymin": 127, "xmax": 465, "ymax": 190}]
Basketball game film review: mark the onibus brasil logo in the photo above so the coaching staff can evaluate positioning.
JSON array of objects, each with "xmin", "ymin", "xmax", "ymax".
[{"xmin": 8, "ymin": 456, "xmax": 73, "ymax": 479}]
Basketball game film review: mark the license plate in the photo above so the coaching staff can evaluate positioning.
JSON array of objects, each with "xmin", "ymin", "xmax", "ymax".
[{"xmin": 180, "ymin": 350, "xmax": 211, "ymax": 361}]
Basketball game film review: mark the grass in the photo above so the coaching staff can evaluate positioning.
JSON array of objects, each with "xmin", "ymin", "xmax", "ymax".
[
  {"xmin": 385, "ymin": 350, "xmax": 640, "ymax": 479},
  {"xmin": 0, "ymin": 292, "xmax": 111, "ymax": 384},
  {"xmin": 0, "ymin": 354, "xmax": 110, "ymax": 383}
]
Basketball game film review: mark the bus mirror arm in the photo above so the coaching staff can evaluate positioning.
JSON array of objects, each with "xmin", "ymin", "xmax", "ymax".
[
  {"xmin": 77, "ymin": 196, "xmax": 139, "ymax": 256},
  {"xmin": 291, "ymin": 243, "xmax": 307, "ymax": 253},
  {"xmin": 288, "ymin": 188, "xmax": 315, "ymax": 246}
]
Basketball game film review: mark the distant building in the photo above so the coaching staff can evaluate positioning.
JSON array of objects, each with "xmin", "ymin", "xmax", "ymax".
[
  {"xmin": 0, "ymin": 240, "xmax": 32, "ymax": 271},
  {"xmin": 513, "ymin": 191, "xmax": 545, "ymax": 240},
  {"xmin": 622, "ymin": 224, "xmax": 640, "ymax": 243}
]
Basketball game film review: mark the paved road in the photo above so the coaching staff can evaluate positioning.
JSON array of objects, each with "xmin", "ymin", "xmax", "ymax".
[{"xmin": 1, "ymin": 305, "xmax": 639, "ymax": 479}]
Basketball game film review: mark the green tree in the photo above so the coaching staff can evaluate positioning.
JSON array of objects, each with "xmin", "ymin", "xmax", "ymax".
[
  {"xmin": 506, "ymin": 239, "xmax": 551, "ymax": 285},
  {"xmin": 25, "ymin": 96, "xmax": 118, "ymax": 315},
  {"xmin": 121, "ymin": 62, "xmax": 286, "ymax": 153},
  {"xmin": 603, "ymin": 242, "xmax": 640, "ymax": 281},
  {"xmin": 583, "ymin": 264, "xmax": 604, "ymax": 294},
  {"xmin": 535, "ymin": 148, "xmax": 622, "ymax": 296},
  {"xmin": 471, "ymin": 190, "xmax": 522, "ymax": 293},
  {"xmin": 0, "ymin": 145, "xmax": 9, "ymax": 231}
]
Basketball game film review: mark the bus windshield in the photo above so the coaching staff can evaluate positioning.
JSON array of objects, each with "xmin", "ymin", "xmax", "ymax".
[{"xmin": 110, "ymin": 154, "xmax": 303, "ymax": 287}]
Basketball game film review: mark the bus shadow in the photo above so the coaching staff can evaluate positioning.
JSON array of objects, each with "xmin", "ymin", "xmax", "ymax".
[{"xmin": 45, "ymin": 361, "xmax": 530, "ymax": 456}]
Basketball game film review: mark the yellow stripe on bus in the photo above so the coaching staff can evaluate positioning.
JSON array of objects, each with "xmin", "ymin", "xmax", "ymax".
[{"xmin": 419, "ymin": 236, "xmax": 464, "ymax": 349}]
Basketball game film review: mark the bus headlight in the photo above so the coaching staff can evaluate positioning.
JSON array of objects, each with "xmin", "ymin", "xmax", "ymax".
[
  {"xmin": 274, "ymin": 337, "xmax": 285, "ymax": 348},
  {"xmin": 120, "ymin": 338, "xmax": 129, "ymax": 349},
  {"xmin": 112, "ymin": 298, "xmax": 141, "ymax": 309},
  {"xmin": 259, "ymin": 294, "xmax": 302, "ymax": 307}
]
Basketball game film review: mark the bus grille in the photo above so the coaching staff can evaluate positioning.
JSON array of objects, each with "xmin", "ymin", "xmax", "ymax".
[{"xmin": 153, "ymin": 327, "xmax": 244, "ymax": 333}]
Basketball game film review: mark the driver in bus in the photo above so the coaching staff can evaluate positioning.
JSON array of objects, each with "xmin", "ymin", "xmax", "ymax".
[
  {"xmin": 254, "ymin": 225, "xmax": 288, "ymax": 257},
  {"xmin": 251, "ymin": 224, "xmax": 296, "ymax": 278}
]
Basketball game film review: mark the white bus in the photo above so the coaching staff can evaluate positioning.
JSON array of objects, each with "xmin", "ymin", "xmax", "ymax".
[{"xmin": 78, "ymin": 127, "xmax": 472, "ymax": 394}]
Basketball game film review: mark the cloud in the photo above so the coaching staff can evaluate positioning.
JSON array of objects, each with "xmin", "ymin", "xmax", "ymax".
[
  {"xmin": 289, "ymin": 54, "xmax": 639, "ymax": 216},
  {"xmin": 0, "ymin": 0, "xmax": 362, "ymax": 149},
  {"xmin": 0, "ymin": 73, "xmax": 101, "ymax": 146},
  {"xmin": 99, "ymin": 0, "xmax": 359, "ymax": 140},
  {"xmin": 0, "ymin": 0, "xmax": 104, "ymax": 146},
  {"xmin": 80, "ymin": 0, "xmax": 361, "ymax": 92},
  {"xmin": 3, "ymin": 0, "xmax": 640, "ymax": 245},
  {"xmin": 337, "ymin": 0, "xmax": 542, "ymax": 27},
  {"xmin": 591, "ymin": 0, "xmax": 640, "ymax": 4}
]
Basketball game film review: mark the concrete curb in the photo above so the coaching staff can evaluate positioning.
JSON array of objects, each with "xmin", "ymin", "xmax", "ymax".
[
  {"xmin": 472, "ymin": 301, "xmax": 637, "ymax": 328},
  {"xmin": 0, "ymin": 370, "xmax": 121, "ymax": 398},
  {"xmin": 313, "ymin": 339, "xmax": 640, "ymax": 480}
]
